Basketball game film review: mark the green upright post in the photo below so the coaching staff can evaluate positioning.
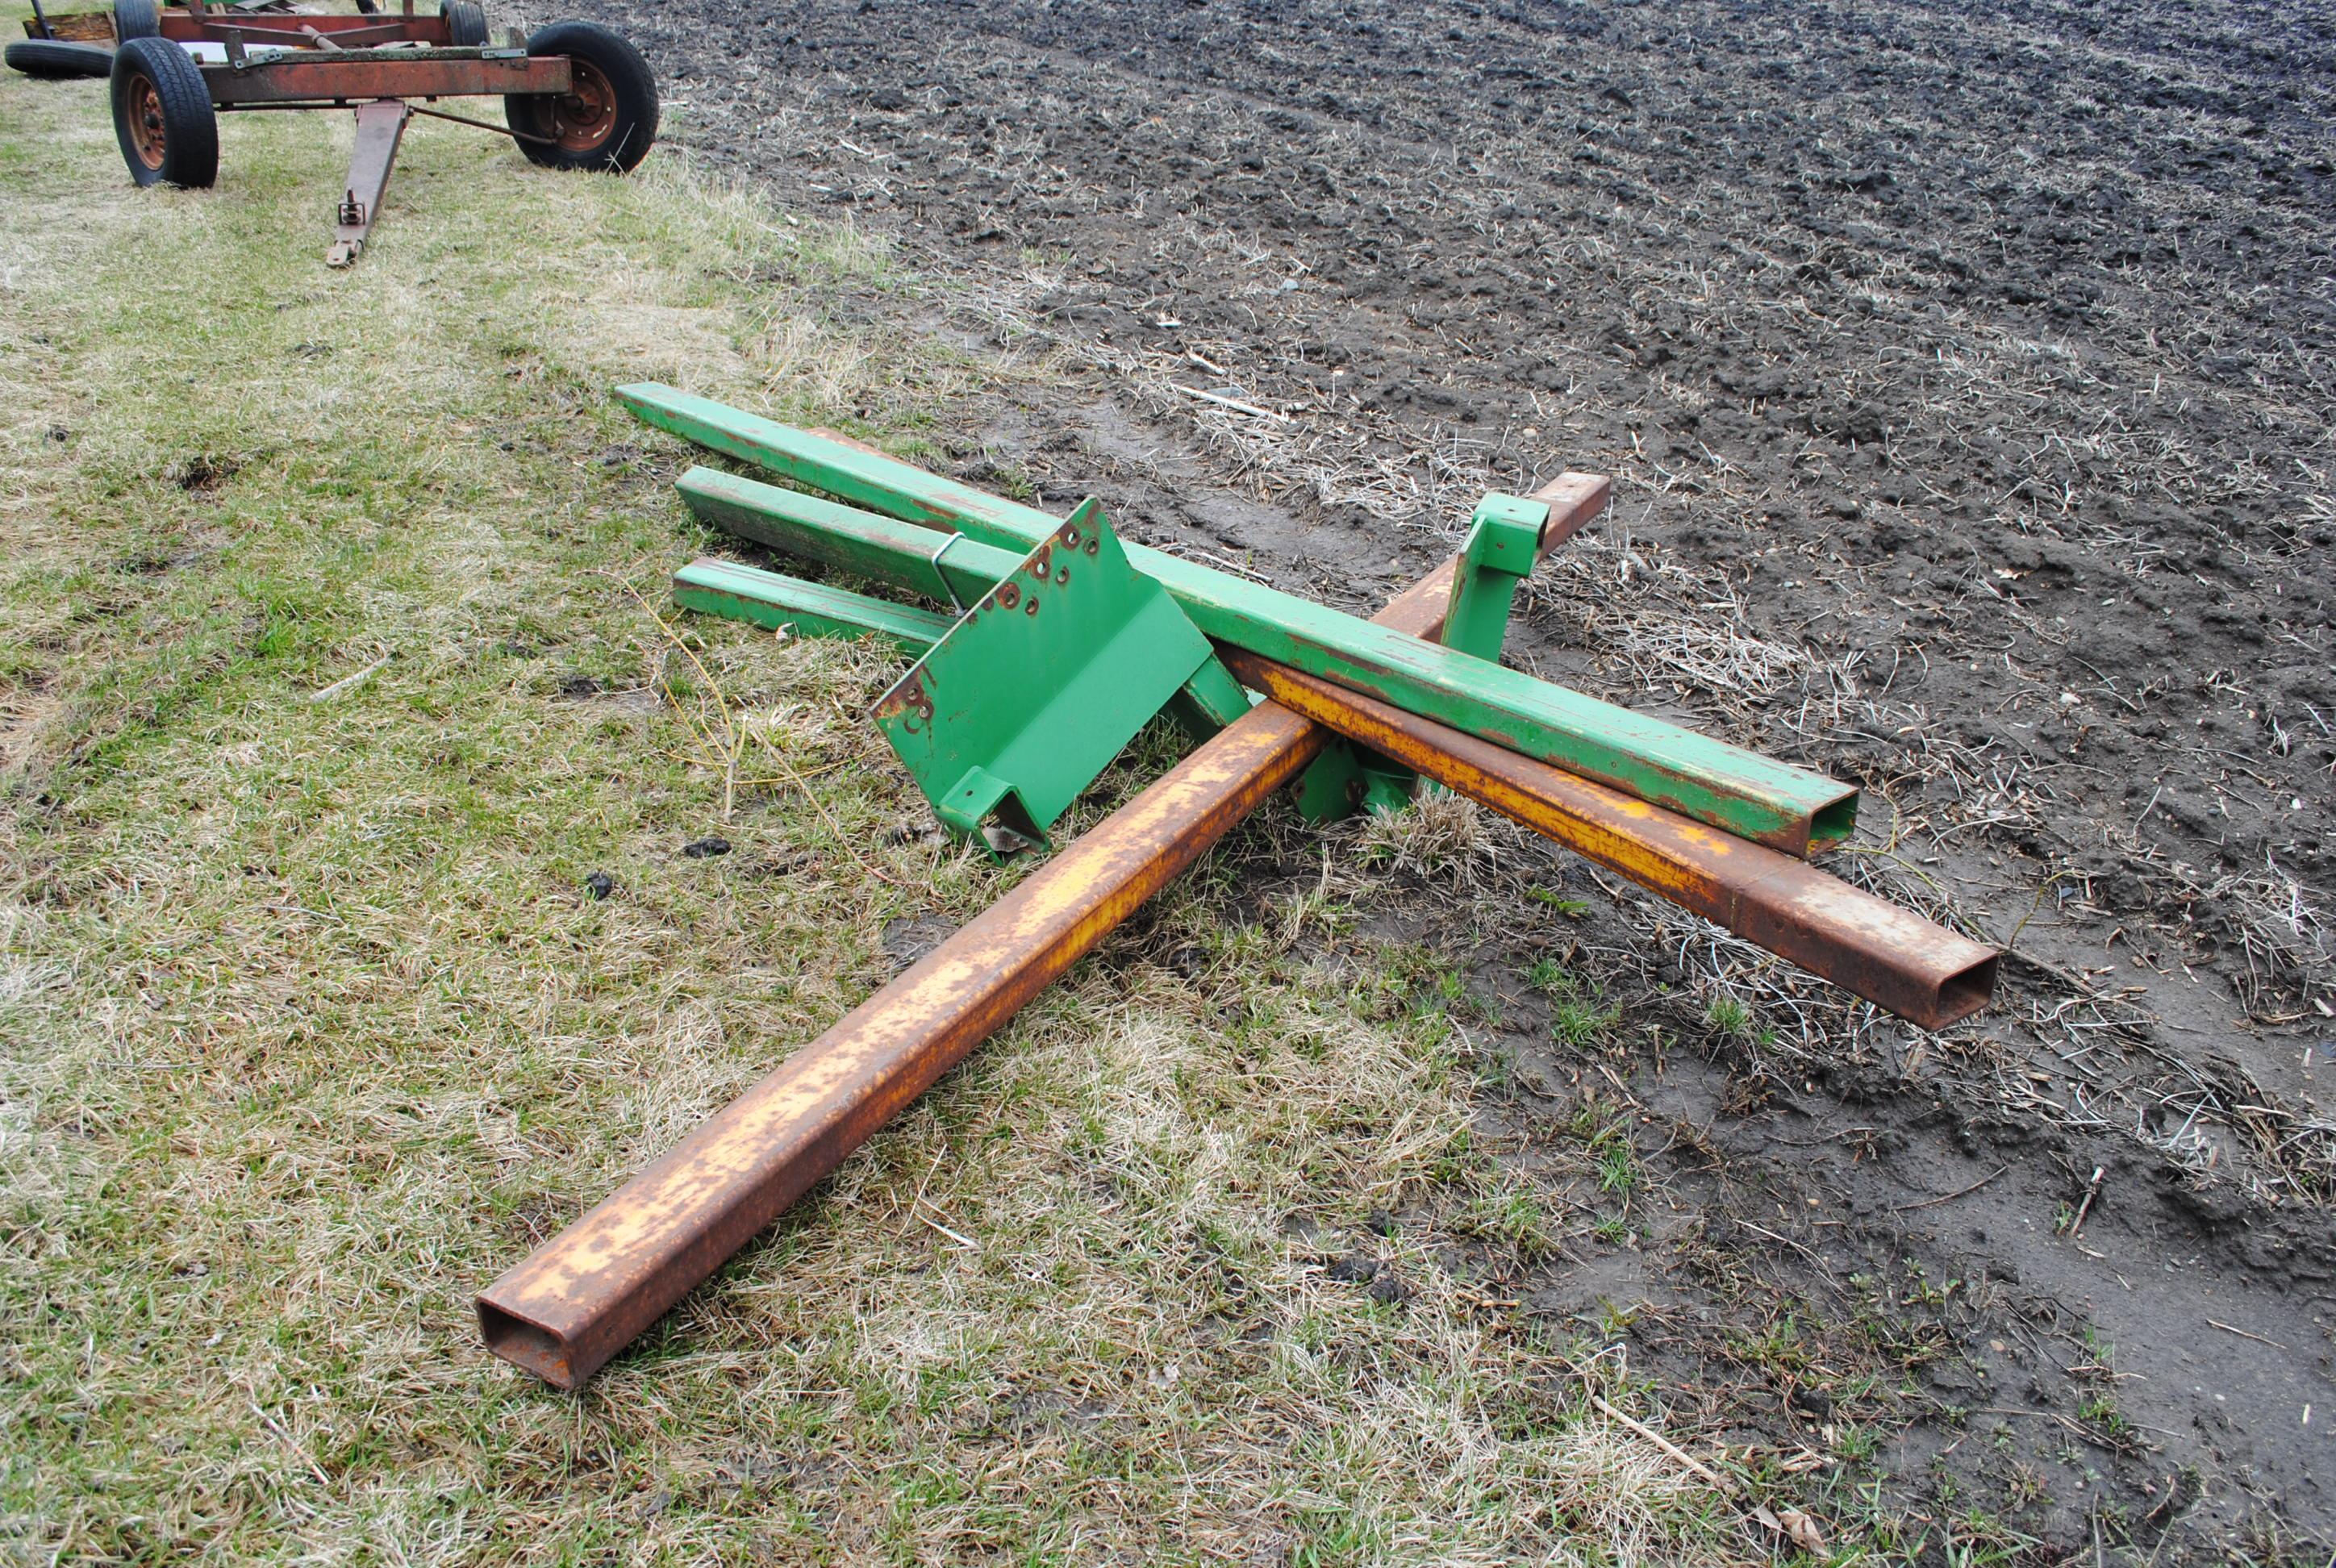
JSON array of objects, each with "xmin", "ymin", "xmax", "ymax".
[{"xmin": 1441, "ymin": 494, "xmax": 1547, "ymax": 663}]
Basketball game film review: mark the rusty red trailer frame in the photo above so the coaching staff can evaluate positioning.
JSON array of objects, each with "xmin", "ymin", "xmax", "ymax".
[
  {"xmin": 204, "ymin": 51, "xmax": 568, "ymax": 102},
  {"xmin": 155, "ymin": 6, "xmax": 454, "ymax": 48},
  {"xmin": 109, "ymin": 0, "xmax": 653, "ymax": 265}
]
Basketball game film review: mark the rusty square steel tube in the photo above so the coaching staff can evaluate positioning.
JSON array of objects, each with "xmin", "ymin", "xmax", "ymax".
[{"xmin": 475, "ymin": 562, "xmax": 1467, "ymax": 1389}]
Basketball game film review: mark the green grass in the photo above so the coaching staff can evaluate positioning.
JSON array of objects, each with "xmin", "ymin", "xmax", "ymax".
[{"xmin": 0, "ymin": 48, "xmax": 1753, "ymax": 1566}]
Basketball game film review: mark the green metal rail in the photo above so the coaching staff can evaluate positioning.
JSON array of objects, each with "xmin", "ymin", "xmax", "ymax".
[
  {"xmin": 673, "ymin": 557, "xmax": 955, "ymax": 653},
  {"xmin": 623, "ymin": 385, "xmax": 1858, "ymax": 854}
]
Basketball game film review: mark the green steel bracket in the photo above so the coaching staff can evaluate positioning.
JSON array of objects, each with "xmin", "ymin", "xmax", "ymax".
[
  {"xmin": 621, "ymin": 387, "xmax": 1859, "ymax": 854},
  {"xmin": 673, "ymin": 558, "xmax": 953, "ymax": 654},
  {"xmin": 1442, "ymin": 493, "xmax": 1549, "ymax": 663},
  {"xmin": 674, "ymin": 550, "xmax": 1373, "ymax": 828},
  {"xmin": 677, "ymin": 462, "xmax": 1391, "ymax": 828},
  {"xmin": 872, "ymin": 498, "xmax": 1240, "ymax": 856},
  {"xmin": 1291, "ymin": 493, "xmax": 1547, "ymax": 821},
  {"xmin": 1288, "ymin": 738, "xmax": 1417, "ymax": 822}
]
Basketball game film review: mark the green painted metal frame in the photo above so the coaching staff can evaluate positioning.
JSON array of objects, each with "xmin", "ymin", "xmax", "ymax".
[
  {"xmin": 621, "ymin": 385, "xmax": 1857, "ymax": 855},
  {"xmin": 678, "ymin": 465, "xmax": 1245, "ymax": 744},
  {"xmin": 1304, "ymin": 488, "xmax": 1550, "ymax": 816}
]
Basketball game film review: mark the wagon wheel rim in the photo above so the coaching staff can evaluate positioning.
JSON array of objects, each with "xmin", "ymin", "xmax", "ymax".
[
  {"xmin": 548, "ymin": 57, "xmax": 617, "ymax": 152},
  {"xmin": 127, "ymin": 73, "xmax": 168, "ymax": 169}
]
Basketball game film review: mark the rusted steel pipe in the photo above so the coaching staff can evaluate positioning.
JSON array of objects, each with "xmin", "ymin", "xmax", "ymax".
[
  {"xmin": 477, "ymin": 572, "xmax": 1463, "ymax": 1388},
  {"xmin": 1219, "ymin": 650, "xmax": 1998, "ymax": 1028}
]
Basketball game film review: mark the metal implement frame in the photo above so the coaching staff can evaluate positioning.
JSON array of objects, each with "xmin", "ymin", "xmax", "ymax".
[
  {"xmin": 324, "ymin": 97, "xmax": 410, "ymax": 265},
  {"xmin": 155, "ymin": 0, "xmax": 602, "ymax": 266},
  {"xmin": 198, "ymin": 44, "xmax": 573, "ymax": 265},
  {"xmin": 475, "ymin": 562, "xmax": 1465, "ymax": 1389},
  {"xmin": 678, "ymin": 466, "xmax": 1245, "ymax": 742},
  {"xmin": 200, "ymin": 49, "xmax": 568, "ymax": 104},
  {"xmin": 482, "ymin": 446, "xmax": 2000, "ymax": 1387},
  {"xmin": 617, "ymin": 385, "xmax": 1859, "ymax": 856},
  {"xmin": 484, "ymin": 529, "xmax": 2000, "ymax": 1389},
  {"xmin": 677, "ymin": 553, "xmax": 1999, "ymax": 1028},
  {"xmin": 1220, "ymin": 649, "xmax": 1999, "ymax": 1028}
]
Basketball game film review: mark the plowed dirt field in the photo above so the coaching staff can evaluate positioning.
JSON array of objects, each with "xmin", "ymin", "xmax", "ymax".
[{"xmin": 542, "ymin": 1, "xmax": 2335, "ymax": 1554}]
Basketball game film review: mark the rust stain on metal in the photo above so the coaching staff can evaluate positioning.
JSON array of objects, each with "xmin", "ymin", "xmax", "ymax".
[
  {"xmin": 478, "ymin": 473, "xmax": 1980, "ymax": 1391},
  {"xmin": 203, "ymin": 54, "xmax": 573, "ymax": 106},
  {"xmin": 872, "ymin": 674, "xmax": 927, "ymax": 723},
  {"xmin": 1218, "ymin": 649, "xmax": 1996, "ymax": 1029},
  {"xmin": 1528, "ymin": 473, "xmax": 1612, "ymax": 554}
]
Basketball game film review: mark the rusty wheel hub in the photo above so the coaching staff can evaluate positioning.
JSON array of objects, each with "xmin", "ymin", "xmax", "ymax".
[
  {"xmin": 548, "ymin": 58, "xmax": 616, "ymax": 152},
  {"xmin": 127, "ymin": 74, "xmax": 167, "ymax": 169}
]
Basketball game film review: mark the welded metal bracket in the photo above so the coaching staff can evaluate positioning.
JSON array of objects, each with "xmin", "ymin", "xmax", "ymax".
[
  {"xmin": 873, "ymin": 498, "xmax": 1242, "ymax": 856},
  {"xmin": 1442, "ymin": 492, "xmax": 1550, "ymax": 662},
  {"xmin": 1287, "ymin": 492, "xmax": 1549, "ymax": 823},
  {"xmin": 1287, "ymin": 738, "xmax": 1415, "ymax": 821}
]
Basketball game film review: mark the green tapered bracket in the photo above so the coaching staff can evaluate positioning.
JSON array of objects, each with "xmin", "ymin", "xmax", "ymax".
[
  {"xmin": 674, "ymin": 548, "xmax": 1387, "ymax": 830},
  {"xmin": 871, "ymin": 498, "xmax": 1241, "ymax": 856},
  {"xmin": 1443, "ymin": 493, "xmax": 1549, "ymax": 662}
]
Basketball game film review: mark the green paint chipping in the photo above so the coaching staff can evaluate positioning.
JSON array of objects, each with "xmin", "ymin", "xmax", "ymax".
[{"xmin": 617, "ymin": 384, "xmax": 1859, "ymax": 853}]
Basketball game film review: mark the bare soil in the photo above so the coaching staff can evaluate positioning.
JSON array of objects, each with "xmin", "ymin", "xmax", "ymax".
[{"xmin": 544, "ymin": 0, "xmax": 2334, "ymax": 1555}]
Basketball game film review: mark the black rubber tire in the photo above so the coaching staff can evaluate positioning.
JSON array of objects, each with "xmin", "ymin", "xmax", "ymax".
[
  {"xmin": 110, "ymin": 36, "xmax": 217, "ymax": 189},
  {"xmin": 442, "ymin": 0, "xmax": 486, "ymax": 47},
  {"xmin": 506, "ymin": 20, "xmax": 656, "ymax": 173},
  {"xmin": 112, "ymin": 0, "xmax": 161, "ymax": 41},
  {"xmin": 6, "ymin": 38, "xmax": 112, "ymax": 77}
]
